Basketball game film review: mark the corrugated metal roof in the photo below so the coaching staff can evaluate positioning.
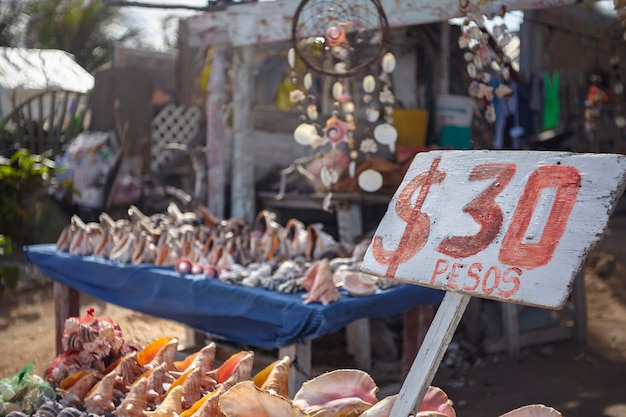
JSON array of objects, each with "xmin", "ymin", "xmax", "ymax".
[{"xmin": 0, "ymin": 47, "xmax": 94, "ymax": 93}]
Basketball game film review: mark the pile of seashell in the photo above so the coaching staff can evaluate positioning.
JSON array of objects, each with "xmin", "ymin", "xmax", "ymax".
[
  {"xmin": 2, "ymin": 311, "xmax": 563, "ymax": 417},
  {"xmin": 55, "ymin": 204, "xmax": 395, "ymax": 305}
]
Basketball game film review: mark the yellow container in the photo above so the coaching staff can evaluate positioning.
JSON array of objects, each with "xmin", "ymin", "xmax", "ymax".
[{"xmin": 393, "ymin": 108, "xmax": 429, "ymax": 148}]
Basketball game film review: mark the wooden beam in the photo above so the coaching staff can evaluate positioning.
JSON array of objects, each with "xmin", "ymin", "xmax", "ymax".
[
  {"xmin": 206, "ymin": 44, "xmax": 228, "ymax": 219},
  {"xmin": 185, "ymin": 0, "xmax": 580, "ymax": 47},
  {"xmin": 231, "ymin": 45, "xmax": 256, "ymax": 222}
]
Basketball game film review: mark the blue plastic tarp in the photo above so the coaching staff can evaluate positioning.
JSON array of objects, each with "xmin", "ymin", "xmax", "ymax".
[{"xmin": 25, "ymin": 244, "xmax": 444, "ymax": 349}]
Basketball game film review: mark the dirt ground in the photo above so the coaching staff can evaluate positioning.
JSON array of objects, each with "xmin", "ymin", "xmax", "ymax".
[{"xmin": 2, "ymin": 207, "xmax": 626, "ymax": 417}]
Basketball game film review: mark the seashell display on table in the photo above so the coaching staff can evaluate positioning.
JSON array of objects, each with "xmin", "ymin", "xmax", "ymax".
[{"xmin": 53, "ymin": 203, "xmax": 402, "ymax": 305}]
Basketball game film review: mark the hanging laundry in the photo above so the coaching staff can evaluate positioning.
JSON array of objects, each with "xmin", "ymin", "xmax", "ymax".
[{"xmin": 542, "ymin": 71, "xmax": 560, "ymax": 130}]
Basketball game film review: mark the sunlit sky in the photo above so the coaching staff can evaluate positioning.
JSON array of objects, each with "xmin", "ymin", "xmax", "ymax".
[{"xmin": 123, "ymin": 0, "xmax": 207, "ymax": 50}]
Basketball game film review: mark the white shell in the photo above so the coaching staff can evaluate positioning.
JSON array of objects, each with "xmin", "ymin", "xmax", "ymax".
[
  {"xmin": 362, "ymin": 75, "xmax": 376, "ymax": 93},
  {"xmin": 304, "ymin": 73, "xmax": 313, "ymax": 91},
  {"xmin": 294, "ymin": 123, "xmax": 319, "ymax": 146},
  {"xmin": 373, "ymin": 123, "xmax": 397, "ymax": 145},
  {"xmin": 332, "ymin": 82, "xmax": 344, "ymax": 101},
  {"xmin": 358, "ymin": 169, "xmax": 383, "ymax": 192},
  {"xmin": 343, "ymin": 101, "xmax": 355, "ymax": 114},
  {"xmin": 381, "ymin": 52, "xmax": 396, "ymax": 73},
  {"xmin": 467, "ymin": 62, "xmax": 477, "ymax": 79},
  {"xmin": 320, "ymin": 166, "xmax": 339, "ymax": 188},
  {"xmin": 306, "ymin": 104, "xmax": 319, "ymax": 121},
  {"xmin": 288, "ymin": 48, "xmax": 296, "ymax": 69},
  {"xmin": 366, "ymin": 107, "xmax": 380, "ymax": 123},
  {"xmin": 349, "ymin": 160, "xmax": 356, "ymax": 178}
]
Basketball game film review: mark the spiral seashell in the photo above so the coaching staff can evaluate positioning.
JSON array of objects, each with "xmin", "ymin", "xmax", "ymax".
[
  {"xmin": 322, "ymin": 115, "xmax": 350, "ymax": 145},
  {"xmin": 34, "ymin": 401, "xmax": 64, "ymax": 417},
  {"xmin": 62, "ymin": 324, "xmax": 98, "ymax": 353},
  {"xmin": 362, "ymin": 75, "xmax": 376, "ymax": 93},
  {"xmin": 382, "ymin": 52, "xmax": 396, "ymax": 73},
  {"xmin": 55, "ymin": 407, "xmax": 84, "ymax": 417},
  {"xmin": 6, "ymin": 412, "xmax": 30, "ymax": 417},
  {"xmin": 326, "ymin": 25, "xmax": 341, "ymax": 42},
  {"xmin": 324, "ymin": 21, "xmax": 351, "ymax": 46}
]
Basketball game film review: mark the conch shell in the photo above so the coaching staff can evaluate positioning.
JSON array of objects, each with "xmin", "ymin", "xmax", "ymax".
[
  {"xmin": 83, "ymin": 369, "xmax": 119, "ymax": 414},
  {"xmin": 220, "ymin": 381, "xmax": 309, "ymax": 417},
  {"xmin": 252, "ymin": 356, "xmax": 290, "ymax": 398},
  {"xmin": 499, "ymin": 405, "xmax": 562, "ymax": 417},
  {"xmin": 56, "ymin": 370, "xmax": 100, "ymax": 406},
  {"xmin": 337, "ymin": 271, "xmax": 378, "ymax": 297},
  {"xmin": 145, "ymin": 385, "xmax": 184, "ymax": 417},
  {"xmin": 174, "ymin": 342, "xmax": 217, "ymax": 391},
  {"xmin": 301, "ymin": 258, "xmax": 341, "ymax": 305},
  {"xmin": 305, "ymin": 223, "xmax": 337, "ymax": 260},
  {"xmin": 210, "ymin": 350, "xmax": 254, "ymax": 392},
  {"xmin": 56, "ymin": 224, "xmax": 73, "ymax": 251},
  {"xmin": 115, "ymin": 376, "xmax": 149, "ymax": 417},
  {"xmin": 293, "ymin": 369, "xmax": 378, "ymax": 417},
  {"xmin": 181, "ymin": 390, "xmax": 221, "ymax": 417},
  {"xmin": 284, "ymin": 218, "xmax": 307, "ymax": 258},
  {"xmin": 138, "ymin": 336, "xmax": 179, "ymax": 371},
  {"xmin": 165, "ymin": 367, "xmax": 203, "ymax": 410}
]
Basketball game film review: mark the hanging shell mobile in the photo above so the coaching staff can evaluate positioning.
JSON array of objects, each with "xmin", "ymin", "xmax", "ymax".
[{"xmin": 288, "ymin": 0, "xmax": 397, "ymax": 198}]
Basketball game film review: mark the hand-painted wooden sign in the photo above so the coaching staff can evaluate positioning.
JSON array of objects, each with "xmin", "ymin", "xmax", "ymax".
[{"xmin": 362, "ymin": 150, "xmax": 626, "ymax": 309}]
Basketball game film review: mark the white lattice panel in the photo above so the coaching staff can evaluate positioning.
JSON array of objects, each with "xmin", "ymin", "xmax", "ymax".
[{"xmin": 151, "ymin": 103, "xmax": 202, "ymax": 172}]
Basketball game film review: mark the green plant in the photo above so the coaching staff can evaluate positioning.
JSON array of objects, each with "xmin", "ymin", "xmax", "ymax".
[
  {"xmin": 0, "ymin": 148, "xmax": 56, "ymax": 245},
  {"xmin": 0, "ymin": 234, "xmax": 19, "ymax": 293}
]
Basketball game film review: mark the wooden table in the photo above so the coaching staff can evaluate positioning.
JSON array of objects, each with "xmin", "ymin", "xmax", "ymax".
[{"xmin": 26, "ymin": 244, "xmax": 444, "ymax": 396}]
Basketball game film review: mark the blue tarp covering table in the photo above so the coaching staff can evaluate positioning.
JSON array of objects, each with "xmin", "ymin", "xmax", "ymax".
[{"xmin": 25, "ymin": 244, "xmax": 444, "ymax": 349}]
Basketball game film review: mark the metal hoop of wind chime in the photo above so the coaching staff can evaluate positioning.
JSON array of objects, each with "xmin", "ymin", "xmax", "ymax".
[{"xmin": 288, "ymin": 0, "xmax": 396, "ymax": 208}]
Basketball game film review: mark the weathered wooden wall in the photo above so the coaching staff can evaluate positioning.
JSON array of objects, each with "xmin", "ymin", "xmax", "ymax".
[{"xmin": 91, "ymin": 68, "xmax": 153, "ymax": 177}]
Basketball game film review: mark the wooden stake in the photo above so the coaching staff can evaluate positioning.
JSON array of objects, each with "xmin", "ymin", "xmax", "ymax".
[{"xmin": 390, "ymin": 292, "xmax": 471, "ymax": 417}]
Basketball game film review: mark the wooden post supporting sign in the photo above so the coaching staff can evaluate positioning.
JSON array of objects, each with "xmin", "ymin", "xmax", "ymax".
[{"xmin": 361, "ymin": 150, "xmax": 626, "ymax": 417}]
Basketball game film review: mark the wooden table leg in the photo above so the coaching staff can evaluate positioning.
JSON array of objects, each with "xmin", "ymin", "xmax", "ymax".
[
  {"xmin": 53, "ymin": 282, "xmax": 80, "ymax": 355},
  {"xmin": 346, "ymin": 318, "xmax": 371, "ymax": 371},
  {"xmin": 402, "ymin": 304, "xmax": 435, "ymax": 380},
  {"xmin": 279, "ymin": 339, "xmax": 312, "ymax": 398}
]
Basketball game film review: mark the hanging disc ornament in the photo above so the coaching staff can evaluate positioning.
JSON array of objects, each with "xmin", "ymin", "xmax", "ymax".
[{"xmin": 291, "ymin": 0, "xmax": 390, "ymax": 77}]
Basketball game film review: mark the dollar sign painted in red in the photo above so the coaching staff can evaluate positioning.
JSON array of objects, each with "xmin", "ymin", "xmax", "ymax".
[{"xmin": 372, "ymin": 157, "xmax": 446, "ymax": 277}]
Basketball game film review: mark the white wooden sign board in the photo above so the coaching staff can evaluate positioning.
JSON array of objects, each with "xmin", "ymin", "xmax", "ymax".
[
  {"xmin": 362, "ymin": 150, "xmax": 626, "ymax": 309},
  {"xmin": 360, "ymin": 150, "xmax": 626, "ymax": 417}
]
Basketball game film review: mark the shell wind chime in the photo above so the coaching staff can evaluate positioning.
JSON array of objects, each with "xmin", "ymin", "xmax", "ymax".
[
  {"xmin": 289, "ymin": 0, "xmax": 396, "ymax": 206},
  {"xmin": 457, "ymin": 0, "xmax": 518, "ymax": 123}
]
